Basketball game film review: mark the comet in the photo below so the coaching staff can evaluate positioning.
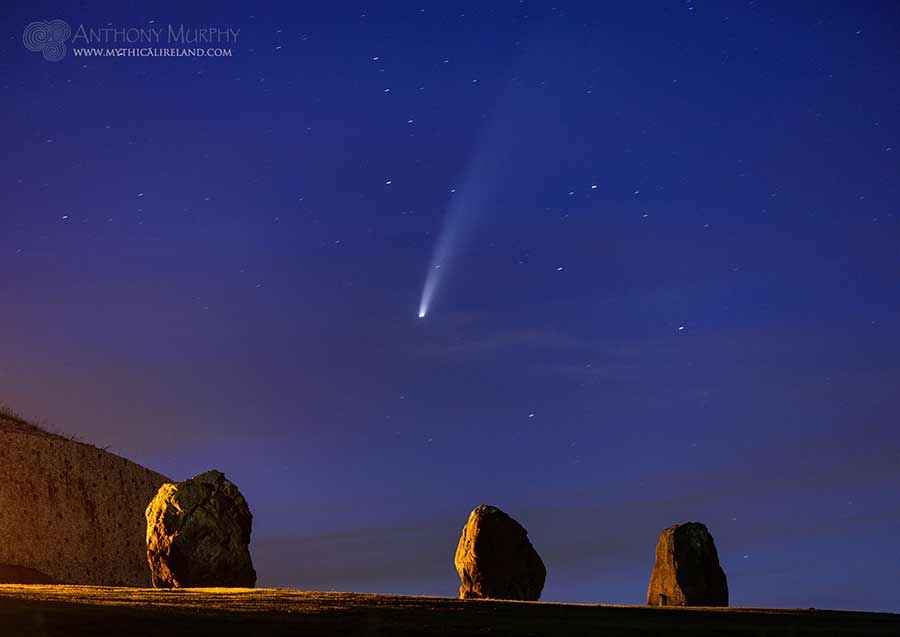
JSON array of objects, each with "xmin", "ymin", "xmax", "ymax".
[
  {"xmin": 417, "ymin": 60, "xmax": 550, "ymax": 319},
  {"xmin": 417, "ymin": 116, "xmax": 509, "ymax": 320},
  {"xmin": 417, "ymin": 190, "xmax": 476, "ymax": 319}
]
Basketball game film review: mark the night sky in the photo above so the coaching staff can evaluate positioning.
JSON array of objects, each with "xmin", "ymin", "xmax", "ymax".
[{"xmin": 3, "ymin": 1, "xmax": 900, "ymax": 612}]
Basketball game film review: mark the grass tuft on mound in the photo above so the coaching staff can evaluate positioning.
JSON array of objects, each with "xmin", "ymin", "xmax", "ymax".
[{"xmin": 0, "ymin": 403, "xmax": 89, "ymax": 444}]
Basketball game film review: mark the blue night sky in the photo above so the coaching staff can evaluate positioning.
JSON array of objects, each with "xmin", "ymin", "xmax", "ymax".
[{"xmin": 2, "ymin": 1, "xmax": 899, "ymax": 612}]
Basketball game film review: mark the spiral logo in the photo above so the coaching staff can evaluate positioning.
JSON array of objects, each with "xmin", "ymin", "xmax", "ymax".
[{"xmin": 23, "ymin": 20, "xmax": 71, "ymax": 62}]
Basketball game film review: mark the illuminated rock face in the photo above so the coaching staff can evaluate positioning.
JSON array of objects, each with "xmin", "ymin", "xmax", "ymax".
[
  {"xmin": 0, "ymin": 415, "xmax": 169, "ymax": 585},
  {"xmin": 647, "ymin": 522, "xmax": 728, "ymax": 607},
  {"xmin": 454, "ymin": 505, "xmax": 546, "ymax": 601},
  {"xmin": 145, "ymin": 470, "xmax": 256, "ymax": 588}
]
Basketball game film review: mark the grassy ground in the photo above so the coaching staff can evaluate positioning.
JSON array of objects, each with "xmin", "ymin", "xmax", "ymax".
[{"xmin": 0, "ymin": 585, "xmax": 897, "ymax": 636}]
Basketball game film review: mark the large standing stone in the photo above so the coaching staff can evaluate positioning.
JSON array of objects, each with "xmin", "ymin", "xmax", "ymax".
[
  {"xmin": 454, "ymin": 504, "xmax": 546, "ymax": 600},
  {"xmin": 0, "ymin": 412, "xmax": 169, "ymax": 586},
  {"xmin": 145, "ymin": 470, "xmax": 256, "ymax": 588},
  {"xmin": 646, "ymin": 522, "xmax": 728, "ymax": 606}
]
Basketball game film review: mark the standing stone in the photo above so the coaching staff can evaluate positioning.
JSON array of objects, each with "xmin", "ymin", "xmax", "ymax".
[
  {"xmin": 145, "ymin": 470, "xmax": 256, "ymax": 588},
  {"xmin": 0, "ymin": 413, "xmax": 169, "ymax": 586},
  {"xmin": 454, "ymin": 504, "xmax": 546, "ymax": 601},
  {"xmin": 646, "ymin": 522, "xmax": 728, "ymax": 606}
]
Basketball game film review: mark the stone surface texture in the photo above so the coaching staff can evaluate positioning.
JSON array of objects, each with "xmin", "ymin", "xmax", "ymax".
[
  {"xmin": 647, "ymin": 522, "xmax": 728, "ymax": 607},
  {"xmin": 454, "ymin": 504, "xmax": 546, "ymax": 601},
  {"xmin": 146, "ymin": 469, "xmax": 256, "ymax": 588},
  {"xmin": 0, "ymin": 413, "xmax": 169, "ymax": 585}
]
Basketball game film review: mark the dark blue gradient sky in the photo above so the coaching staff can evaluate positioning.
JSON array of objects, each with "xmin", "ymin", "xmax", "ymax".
[{"xmin": 2, "ymin": 1, "xmax": 899, "ymax": 611}]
